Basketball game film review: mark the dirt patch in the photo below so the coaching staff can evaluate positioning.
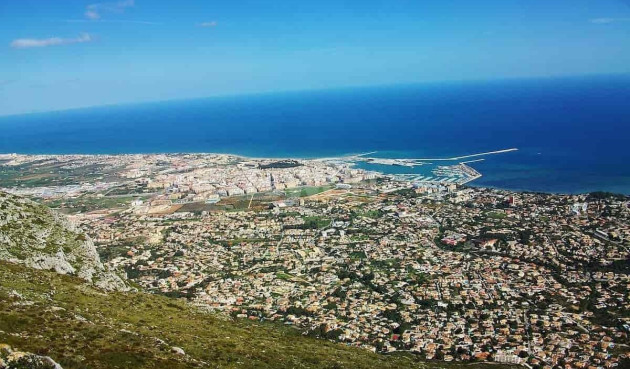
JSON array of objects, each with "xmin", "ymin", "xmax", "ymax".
[{"xmin": 148, "ymin": 204, "xmax": 183, "ymax": 214}]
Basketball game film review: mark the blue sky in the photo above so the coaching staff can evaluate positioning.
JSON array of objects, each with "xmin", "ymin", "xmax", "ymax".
[{"xmin": 1, "ymin": 0, "xmax": 630, "ymax": 116}]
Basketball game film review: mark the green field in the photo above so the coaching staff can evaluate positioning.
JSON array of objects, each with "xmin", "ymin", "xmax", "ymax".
[
  {"xmin": 45, "ymin": 195, "xmax": 149, "ymax": 214},
  {"xmin": 285, "ymin": 185, "xmax": 333, "ymax": 197},
  {"xmin": 0, "ymin": 163, "xmax": 121, "ymax": 188},
  {"xmin": 486, "ymin": 212, "xmax": 507, "ymax": 220}
]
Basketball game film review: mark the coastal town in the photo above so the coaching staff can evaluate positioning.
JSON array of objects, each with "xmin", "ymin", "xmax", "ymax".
[{"xmin": 1, "ymin": 153, "xmax": 629, "ymax": 368}]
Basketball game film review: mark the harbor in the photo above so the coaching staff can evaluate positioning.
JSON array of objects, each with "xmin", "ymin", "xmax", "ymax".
[
  {"xmin": 339, "ymin": 148, "xmax": 514, "ymax": 186},
  {"xmin": 391, "ymin": 163, "xmax": 482, "ymax": 185}
]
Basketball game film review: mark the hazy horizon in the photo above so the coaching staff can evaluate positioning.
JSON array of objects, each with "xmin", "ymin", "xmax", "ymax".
[{"xmin": 1, "ymin": 72, "xmax": 629, "ymax": 118}]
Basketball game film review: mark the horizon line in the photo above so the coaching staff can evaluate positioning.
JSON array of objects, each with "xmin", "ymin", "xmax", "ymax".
[{"xmin": 1, "ymin": 72, "xmax": 629, "ymax": 119}]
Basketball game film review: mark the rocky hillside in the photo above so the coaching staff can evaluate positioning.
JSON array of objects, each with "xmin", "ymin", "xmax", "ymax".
[
  {"xmin": 1, "ymin": 343, "xmax": 63, "ymax": 369},
  {"xmin": 0, "ymin": 261, "xmax": 443, "ymax": 369},
  {"xmin": 0, "ymin": 192, "xmax": 126, "ymax": 291}
]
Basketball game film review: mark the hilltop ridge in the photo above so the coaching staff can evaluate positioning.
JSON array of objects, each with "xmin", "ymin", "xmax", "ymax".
[{"xmin": 0, "ymin": 191, "xmax": 127, "ymax": 291}]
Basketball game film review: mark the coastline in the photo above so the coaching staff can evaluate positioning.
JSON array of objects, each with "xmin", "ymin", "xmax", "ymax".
[
  {"xmin": 1, "ymin": 77, "xmax": 629, "ymax": 195},
  {"xmin": 2, "ymin": 151, "xmax": 629, "ymax": 197}
]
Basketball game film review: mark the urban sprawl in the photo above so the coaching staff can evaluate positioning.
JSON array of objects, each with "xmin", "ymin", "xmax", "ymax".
[{"xmin": 1, "ymin": 153, "xmax": 629, "ymax": 369}]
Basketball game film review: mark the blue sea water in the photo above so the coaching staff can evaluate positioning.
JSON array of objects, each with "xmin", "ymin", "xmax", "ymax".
[{"xmin": 1, "ymin": 75, "xmax": 629, "ymax": 194}]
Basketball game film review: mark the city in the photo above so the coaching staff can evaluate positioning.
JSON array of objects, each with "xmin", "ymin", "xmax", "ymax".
[{"xmin": 1, "ymin": 153, "xmax": 628, "ymax": 368}]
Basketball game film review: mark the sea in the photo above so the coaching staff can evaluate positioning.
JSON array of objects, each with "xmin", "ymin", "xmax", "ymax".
[{"xmin": 1, "ymin": 75, "xmax": 629, "ymax": 195}]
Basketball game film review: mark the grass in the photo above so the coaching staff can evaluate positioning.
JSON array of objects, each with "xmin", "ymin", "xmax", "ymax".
[
  {"xmin": 0, "ymin": 162, "xmax": 120, "ymax": 188},
  {"xmin": 0, "ymin": 261, "xmax": 519, "ymax": 369},
  {"xmin": 178, "ymin": 193, "xmax": 285, "ymax": 213},
  {"xmin": 0, "ymin": 165, "xmax": 61, "ymax": 187},
  {"xmin": 349, "ymin": 251, "xmax": 367, "ymax": 260},
  {"xmin": 45, "ymin": 195, "xmax": 149, "ymax": 214},
  {"xmin": 486, "ymin": 211, "xmax": 507, "ymax": 220},
  {"xmin": 0, "ymin": 192, "xmax": 85, "ymax": 260},
  {"xmin": 1, "ymin": 261, "xmax": 427, "ymax": 369},
  {"xmin": 285, "ymin": 185, "xmax": 333, "ymax": 198},
  {"xmin": 275, "ymin": 272, "xmax": 293, "ymax": 280},
  {"xmin": 303, "ymin": 216, "xmax": 332, "ymax": 229}
]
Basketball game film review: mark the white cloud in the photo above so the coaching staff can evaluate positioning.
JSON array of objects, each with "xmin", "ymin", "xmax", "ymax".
[
  {"xmin": 199, "ymin": 21, "xmax": 217, "ymax": 28},
  {"xmin": 85, "ymin": 0, "xmax": 135, "ymax": 20},
  {"xmin": 65, "ymin": 19, "xmax": 160, "ymax": 25},
  {"xmin": 10, "ymin": 33, "xmax": 92, "ymax": 49},
  {"xmin": 85, "ymin": 10, "xmax": 101, "ymax": 20},
  {"xmin": 589, "ymin": 17, "xmax": 630, "ymax": 24}
]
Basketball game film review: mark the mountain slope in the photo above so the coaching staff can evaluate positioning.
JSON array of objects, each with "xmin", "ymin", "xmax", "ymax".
[
  {"xmin": 0, "ymin": 261, "xmax": 437, "ymax": 369},
  {"xmin": 0, "ymin": 191, "xmax": 126, "ymax": 291}
]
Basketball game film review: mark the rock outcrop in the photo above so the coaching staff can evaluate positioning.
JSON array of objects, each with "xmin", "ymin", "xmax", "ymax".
[
  {"xmin": 0, "ymin": 344, "xmax": 62, "ymax": 369},
  {"xmin": 0, "ymin": 192, "xmax": 127, "ymax": 291}
]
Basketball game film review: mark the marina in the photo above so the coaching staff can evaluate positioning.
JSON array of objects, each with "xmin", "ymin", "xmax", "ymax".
[
  {"xmin": 349, "ymin": 148, "xmax": 517, "ymax": 167},
  {"xmin": 339, "ymin": 149, "xmax": 503, "ymax": 186},
  {"xmin": 383, "ymin": 163, "xmax": 482, "ymax": 185}
]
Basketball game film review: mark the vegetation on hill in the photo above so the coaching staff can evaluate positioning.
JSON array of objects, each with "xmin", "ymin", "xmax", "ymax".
[
  {"xmin": 0, "ymin": 343, "xmax": 63, "ymax": 369},
  {"xmin": 0, "ymin": 191, "xmax": 126, "ymax": 291},
  {"xmin": 0, "ymin": 261, "xmax": 434, "ymax": 369},
  {"xmin": 259, "ymin": 160, "xmax": 303, "ymax": 169}
]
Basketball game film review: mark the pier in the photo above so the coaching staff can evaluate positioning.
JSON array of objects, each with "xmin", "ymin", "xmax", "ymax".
[
  {"xmin": 347, "ymin": 147, "xmax": 517, "ymax": 168},
  {"xmin": 403, "ymin": 148, "xmax": 518, "ymax": 162},
  {"xmin": 334, "ymin": 147, "xmax": 515, "ymax": 187}
]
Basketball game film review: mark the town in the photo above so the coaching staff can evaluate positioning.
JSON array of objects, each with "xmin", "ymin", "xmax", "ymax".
[{"xmin": 1, "ymin": 153, "xmax": 629, "ymax": 368}]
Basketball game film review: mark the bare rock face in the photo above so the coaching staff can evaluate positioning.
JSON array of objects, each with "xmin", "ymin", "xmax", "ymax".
[
  {"xmin": 171, "ymin": 346, "xmax": 186, "ymax": 355},
  {"xmin": 0, "ymin": 192, "xmax": 127, "ymax": 291},
  {"xmin": 0, "ymin": 344, "xmax": 63, "ymax": 369}
]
